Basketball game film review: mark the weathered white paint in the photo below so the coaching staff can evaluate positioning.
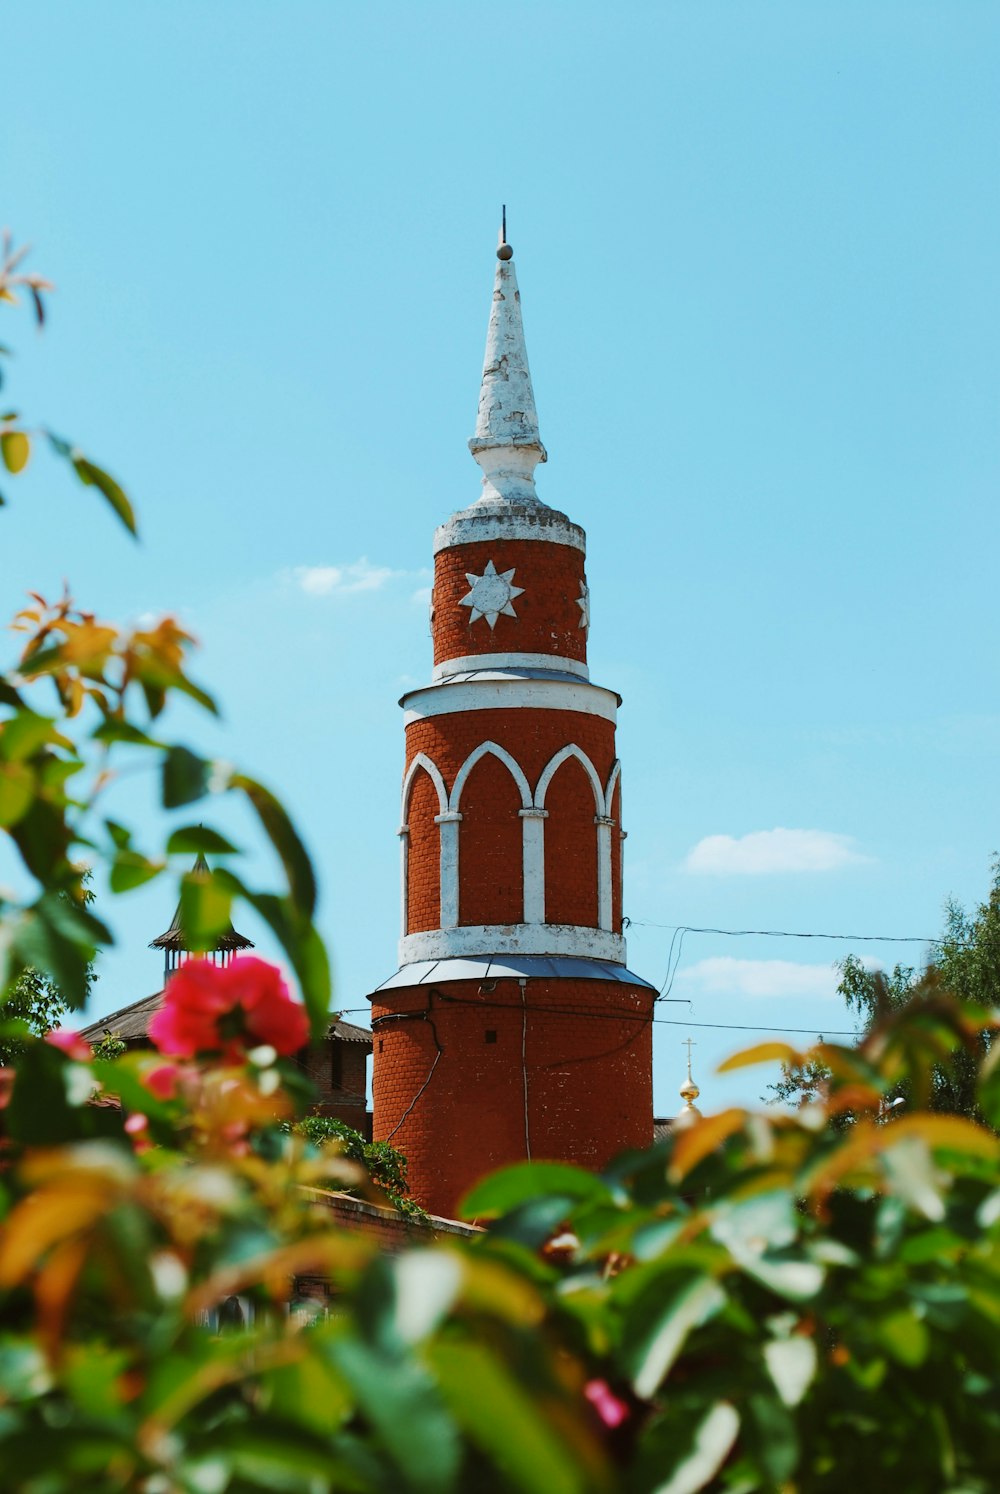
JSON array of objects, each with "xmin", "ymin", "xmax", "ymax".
[
  {"xmin": 398, "ymin": 824, "xmax": 409, "ymax": 938},
  {"xmin": 467, "ymin": 254, "xmax": 547, "ymax": 506},
  {"xmin": 400, "ymin": 923, "xmax": 626, "ymax": 965},
  {"xmin": 402, "ymin": 678, "xmax": 619, "ymax": 725},
  {"xmin": 433, "ymin": 504, "xmax": 586, "ymax": 555},
  {"xmin": 594, "ymin": 816, "xmax": 614, "ymax": 931},
  {"xmin": 434, "ymin": 811, "xmax": 462, "ymax": 928},
  {"xmin": 400, "ymin": 752, "xmax": 448, "ymax": 819},
  {"xmin": 534, "ymin": 743, "xmax": 606, "ymax": 814},
  {"xmin": 460, "ymin": 559, "xmax": 525, "ymax": 628},
  {"xmin": 604, "ymin": 759, "xmax": 622, "ymax": 812},
  {"xmin": 433, "ymin": 652, "xmax": 590, "ymax": 683},
  {"xmin": 449, "ymin": 741, "xmax": 532, "ymax": 812},
  {"xmin": 519, "ymin": 807, "xmax": 548, "ymax": 924},
  {"xmin": 577, "ymin": 580, "xmax": 591, "ymax": 631}
]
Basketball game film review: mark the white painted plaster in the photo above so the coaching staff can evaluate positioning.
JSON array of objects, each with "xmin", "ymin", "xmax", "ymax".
[
  {"xmin": 460, "ymin": 560, "xmax": 525, "ymax": 628},
  {"xmin": 467, "ymin": 256, "xmax": 547, "ymax": 505},
  {"xmin": 604, "ymin": 759, "xmax": 622, "ymax": 812},
  {"xmin": 519, "ymin": 808, "xmax": 548, "ymax": 924},
  {"xmin": 434, "ymin": 812, "xmax": 462, "ymax": 928},
  {"xmin": 577, "ymin": 579, "xmax": 590, "ymax": 631},
  {"xmin": 402, "ymin": 678, "xmax": 619, "ymax": 726},
  {"xmin": 433, "ymin": 504, "xmax": 585, "ymax": 555},
  {"xmin": 433, "ymin": 652, "xmax": 590, "ymax": 683},
  {"xmin": 534, "ymin": 744, "xmax": 606, "ymax": 814},
  {"xmin": 595, "ymin": 817, "xmax": 614, "ymax": 931},
  {"xmin": 398, "ymin": 825, "xmax": 409, "ymax": 939},
  {"xmin": 399, "ymin": 923, "xmax": 626, "ymax": 965},
  {"xmin": 449, "ymin": 741, "xmax": 532, "ymax": 812}
]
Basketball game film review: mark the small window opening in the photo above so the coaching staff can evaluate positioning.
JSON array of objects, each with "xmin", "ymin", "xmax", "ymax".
[{"xmin": 485, "ymin": 1029, "xmax": 497, "ymax": 1044}]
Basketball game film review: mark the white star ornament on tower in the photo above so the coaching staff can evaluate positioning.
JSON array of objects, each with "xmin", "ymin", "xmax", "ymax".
[{"xmin": 460, "ymin": 559, "xmax": 525, "ymax": 629}]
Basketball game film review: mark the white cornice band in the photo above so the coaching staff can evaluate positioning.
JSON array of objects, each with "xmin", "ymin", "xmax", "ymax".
[
  {"xmin": 400, "ymin": 924, "xmax": 626, "ymax": 965},
  {"xmin": 402, "ymin": 677, "xmax": 619, "ymax": 725},
  {"xmin": 433, "ymin": 652, "xmax": 590, "ymax": 682},
  {"xmin": 434, "ymin": 502, "xmax": 586, "ymax": 555}
]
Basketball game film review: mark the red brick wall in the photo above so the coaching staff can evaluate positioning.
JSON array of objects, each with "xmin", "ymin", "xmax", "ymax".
[
  {"xmin": 371, "ymin": 978, "xmax": 654, "ymax": 1220},
  {"xmin": 404, "ymin": 711, "xmax": 616, "ymax": 932},
  {"xmin": 542, "ymin": 755, "xmax": 600, "ymax": 927},
  {"xmin": 432, "ymin": 539, "xmax": 588, "ymax": 667},
  {"xmin": 457, "ymin": 751, "xmax": 524, "ymax": 926},
  {"xmin": 406, "ymin": 767, "xmax": 441, "ymax": 933}
]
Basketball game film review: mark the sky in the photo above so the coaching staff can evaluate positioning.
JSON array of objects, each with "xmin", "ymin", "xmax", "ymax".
[{"xmin": 3, "ymin": 1, "xmax": 999, "ymax": 1114}]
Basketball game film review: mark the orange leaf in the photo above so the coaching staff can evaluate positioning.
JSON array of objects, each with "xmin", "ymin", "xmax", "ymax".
[
  {"xmin": 717, "ymin": 1042, "xmax": 803, "ymax": 1074},
  {"xmin": 669, "ymin": 1108, "xmax": 748, "ymax": 1183},
  {"xmin": 0, "ymin": 1186, "xmax": 109, "ymax": 1286}
]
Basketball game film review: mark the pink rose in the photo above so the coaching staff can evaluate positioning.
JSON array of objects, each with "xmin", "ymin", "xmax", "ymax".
[
  {"xmin": 45, "ymin": 1028, "xmax": 92, "ymax": 1061},
  {"xmin": 148, "ymin": 957, "xmax": 309, "ymax": 1061},
  {"xmin": 584, "ymin": 1379, "xmax": 630, "ymax": 1429}
]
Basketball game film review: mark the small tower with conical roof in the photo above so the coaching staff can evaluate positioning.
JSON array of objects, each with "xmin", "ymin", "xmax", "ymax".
[
  {"xmin": 369, "ymin": 226, "xmax": 656, "ymax": 1219},
  {"xmin": 149, "ymin": 853, "xmax": 255, "ymax": 983}
]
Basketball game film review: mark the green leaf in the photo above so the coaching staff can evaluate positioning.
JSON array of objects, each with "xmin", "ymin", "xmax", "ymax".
[
  {"xmin": 231, "ymin": 773, "xmax": 316, "ymax": 917},
  {"xmin": 641, "ymin": 1402, "xmax": 740, "ymax": 1494},
  {"xmin": 71, "ymin": 455, "xmax": 137, "ymax": 537},
  {"xmin": 219, "ymin": 876, "xmax": 330, "ymax": 1038},
  {"xmin": 162, "ymin": 746, "xmax": 212, "ymax": 808},
  {"xmin": 461, "ymin": 1162, "xmax": 612, "ymax": 1220},
  {"xmin": 0, "ymin": 710, "xmax": 57, "ymax": 762},
  {"xmin": 876, "ymin": 1309, "xmax": 929, "ymax": 1367},
  {"xmin": 0, "ymin": 429, "xmax": 30, "ymax": 474},
  {"xmin": 11, "ymin": 893, "xmax": 110, "ymax": 1009},
  {"xmin": 109, "ymin": 850, "xmax": 164, "ymax": 894},
  {"xmin": 179, "ymin": 868, "xmax": 233, "ymax": 948},
  {"xmin": 429, "ymin": 1338, "xmax": 585, "ymax": 1494},
  {"xmin": 167, "ymin": 824, "xmax": 240, "ymax": 856},
  {"xmin": 624, "ymin": 1275, "xmax": 726, "ymax": 1400},
  {"xmin": 326, "ymin": 1336, "xmax": 461, "ymax": 1494},
  {"xmin": 764, "ymin": 1336, "xmax": 817, "ymax": 1407},
  {"xmin": 0, "ymin": 761, "xmax": 35, "ymax": 826}
]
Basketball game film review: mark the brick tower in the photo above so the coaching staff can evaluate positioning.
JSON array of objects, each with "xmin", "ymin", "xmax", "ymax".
[{"xmin": 369, "ymin": 228, "xmax": 655, "ymax": 1220}]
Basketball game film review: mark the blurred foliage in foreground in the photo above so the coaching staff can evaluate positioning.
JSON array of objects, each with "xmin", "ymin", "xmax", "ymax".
[{"xmin": 2, "ymin": 971, "xmax": 1000, "ymax": 1492}]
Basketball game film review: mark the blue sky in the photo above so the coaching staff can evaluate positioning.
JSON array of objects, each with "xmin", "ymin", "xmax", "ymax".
[{"xmin": 4, "ymin": 1, "xmax": 998, "ymax": 1113}]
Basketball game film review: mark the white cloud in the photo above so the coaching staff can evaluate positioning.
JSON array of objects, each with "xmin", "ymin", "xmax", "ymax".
[
  {"xmin": 287, "ymin": 558, "xmax": 398, "ymax": 597},
  {"xmin": 683, "ymin": 828, "xmax": 869, "ymax": 876},
  {"xmin": 677, "ymin": 957, "xmax": 840, "ymax": 1001},
  {"xmin": 411, "ymin": 585, "xmax": 433, "ymax": 607}
]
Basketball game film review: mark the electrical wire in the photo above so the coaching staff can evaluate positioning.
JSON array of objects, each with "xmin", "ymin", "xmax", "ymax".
[
  {"xmin": 373, "ymin": 1007, "xmax": 444, "ymax": 1143},
  {"xmin": 630, "ymin": 921, "xmax": 949, "ymax": 945}
]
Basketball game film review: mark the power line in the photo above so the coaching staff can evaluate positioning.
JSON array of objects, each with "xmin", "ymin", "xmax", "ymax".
[{"xmin": 629, "ymin": 920, "xmax": 946, "ymax": 945}]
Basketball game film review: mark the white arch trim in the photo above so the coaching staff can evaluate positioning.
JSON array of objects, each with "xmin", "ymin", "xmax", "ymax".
[
  {"xmin": 449, "ymin": 741, "xmax": 532, "ymax": 812},
  {"xmin": 604, "ymin": 759, "xmax": 622, "ymax": 816},
  {"xmin": 401, "ymin": 753, "xmax": 448, "ymax": 819},
  {"xmin": 534, "ymin": 744, "xmax": 606, "ymax": 815}
]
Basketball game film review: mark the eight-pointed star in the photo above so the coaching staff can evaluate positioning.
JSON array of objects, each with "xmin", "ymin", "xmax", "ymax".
[{"xmin": 460, "ymin": 560, "xmax": 525, "ymax": 629}]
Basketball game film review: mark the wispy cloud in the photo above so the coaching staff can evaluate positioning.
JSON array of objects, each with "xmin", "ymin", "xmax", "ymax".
[
  {"xmin": 683, "ymin": 828, "xmax": 869, "ymax": 876},
  {"xmin": 286, "ymin": 558, "xmax": 399, "ymax": 597},
  {"xmin": 676, "ymin": 957, "xmax": 841, "ymax": 1001}
]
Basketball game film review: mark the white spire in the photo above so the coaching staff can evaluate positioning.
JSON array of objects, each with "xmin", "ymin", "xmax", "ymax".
[{"xmin": 468, "ymin": 224, "xmax": 547, "ymax": 505}]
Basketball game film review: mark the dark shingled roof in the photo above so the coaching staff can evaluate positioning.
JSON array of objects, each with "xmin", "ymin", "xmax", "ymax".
[
  {"xmin": 149, "ymin": 853, "xmax": 254, "ymax": 954},
  {"xmin": 80, "ymin": 990, "xmax": 372, "ymax": 1049},
  {"xmin": 652, "ymin": 1118, "xmax": 673, "ymax": 1143}
]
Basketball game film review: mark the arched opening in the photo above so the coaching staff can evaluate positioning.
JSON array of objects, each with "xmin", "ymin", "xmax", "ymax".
[
  {"xmin": 405, "ymin": 767, "xmax": 441, "ymax": 932},
  {"xmin": 457, "ymin": 752, "xmax": 524, "ymax": 926},
  {"xmin": 543, "ymin": 755, "xmax": 600, "ymax": 927}
]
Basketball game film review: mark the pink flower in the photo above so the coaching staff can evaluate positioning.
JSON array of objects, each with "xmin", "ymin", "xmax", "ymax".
[
  {"xmin": 45, "ymin": 1028, "xmax": 92, "ymax": 1061},
  {"xmin": 144, "ymin": 1062, "xmax": 182, "ymax": 1100},
  {"xmin": 148, "ymin": 957, "xmax": 309, "ymax": 1061},
  {"xmin": 584, "ymin": 1379, "xmax": 630, "ymax": 1430}
]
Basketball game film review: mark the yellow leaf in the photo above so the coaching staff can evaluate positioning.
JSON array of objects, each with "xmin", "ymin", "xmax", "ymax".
[
  {"xmin": 0, "ymin": 1186, "xmax": 109, "ymax": 1286},
  {"xmin": 1, "ymin": 429, "xmax": 30, "ymax": 474},
  {"xmin": 717, "ymin": 1042, "xmax": 803, "ymax": 1073},
  {"xmin": 669, "ymin": 1108, "xmax": 748, "ymax": 1183}
]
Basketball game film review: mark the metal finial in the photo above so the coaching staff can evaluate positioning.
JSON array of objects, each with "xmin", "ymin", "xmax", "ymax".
[
  {"xmin": 683, "ymin": 1037, "xmax": 696, "ymax": 1080},
  {"xmin": 497, "ymin": 204, "xmax": 513, "ymax": 260}
]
